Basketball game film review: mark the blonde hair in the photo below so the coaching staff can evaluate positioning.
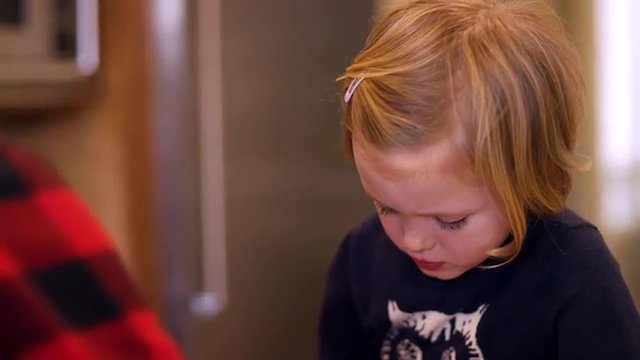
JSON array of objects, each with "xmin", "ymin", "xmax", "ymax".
[{"xmin": 340, "ymin": 0, "xmax": 587, "ymax": 262}]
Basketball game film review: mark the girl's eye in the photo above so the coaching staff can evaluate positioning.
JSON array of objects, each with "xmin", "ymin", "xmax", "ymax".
[
  {"xmin": 438, "ymin": 217, "xmax": 468, "ymax": 231},
  {"xmin": 374, "ymin": 202, "xmax": 397, "ymax": 216}
]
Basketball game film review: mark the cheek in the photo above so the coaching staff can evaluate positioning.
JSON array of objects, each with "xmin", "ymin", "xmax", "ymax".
[
  {"xmin": 441, "ymin": 216, "xmax": 508, "ymax": 262},
  {"xmin": 438, "ymin": 231, "xmax": 489, "ymax": 261}
]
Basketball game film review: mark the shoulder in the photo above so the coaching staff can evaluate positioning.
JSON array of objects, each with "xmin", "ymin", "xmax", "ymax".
[
  {"xmin": 339, "ymin": 214, "xmax": 395, "ymax": 259},
  {"xmin": 538, "ymin": 209, "xmax": 615, "ymax": 269},
  {"xmin": 532, "ymin": 208, "xmax": 625, "ymax": 293},
  {"xmin": 535, "ymin": 211, "xmax": 640, "ymax": 357},
  {"xmin": 0, "ymin": 141, "xmax": 65, "ymax": 197},
  {"xmin": 344, "ymin": 215, "xmax": 386, "ymax": 245},
  {"xmin": 0, "ymin": 141, "xmax": 114, "ymax": 263},
  {"xmin": 330, "ymin": 214, "xmax": 402, "ymax": 277}
]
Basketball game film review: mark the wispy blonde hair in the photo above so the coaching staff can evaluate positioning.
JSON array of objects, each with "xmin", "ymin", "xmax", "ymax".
[{"xmin": 340, "ymin": 0, "xmax": 587, "ymax": 262}]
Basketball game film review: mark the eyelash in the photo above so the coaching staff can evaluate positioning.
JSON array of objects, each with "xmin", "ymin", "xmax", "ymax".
[
  {"xmin": 437, "ymin": 217, "xmax": 468, "ymax": 231},
  {"xmin": 373, "ymin": 202, "xmax": 468, "ymax": 231},
  {"xmin": 374, "ymin": 202, "xmax": 396, "ymax": 216}
]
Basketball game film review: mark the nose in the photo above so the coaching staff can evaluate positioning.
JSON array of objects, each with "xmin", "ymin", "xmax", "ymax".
[{"xmin": 402, "ymin": 219, "xmax": 436, "ymax": 253}]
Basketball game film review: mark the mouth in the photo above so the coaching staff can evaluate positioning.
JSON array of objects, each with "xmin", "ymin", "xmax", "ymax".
[{"xmin": 411, "ymin": 258, "xmax": 445, "ymax": 271}]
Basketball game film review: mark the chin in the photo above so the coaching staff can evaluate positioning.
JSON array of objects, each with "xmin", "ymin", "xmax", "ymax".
[{"xmin": 418, "ymin": 267, "xmax": 467, "ymax": 280}]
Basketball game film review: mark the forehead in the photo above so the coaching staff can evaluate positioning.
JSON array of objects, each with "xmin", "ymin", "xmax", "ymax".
[
  {"xmin": 353, "ymin": 129, "xmax": 473, "ymax": 182},
  {"xmin": 353, "ymin": 136, "xmax": 485, "ymax": 215}
]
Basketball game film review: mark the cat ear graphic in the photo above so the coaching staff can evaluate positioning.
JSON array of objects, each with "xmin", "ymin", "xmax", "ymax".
[
  {"xmin": 476, "ymin": 304, "xmax": 489, "ymax": 316},
  {"xmin": 388, "ymin": 301, "xmax": 411, "ymax": 325}
]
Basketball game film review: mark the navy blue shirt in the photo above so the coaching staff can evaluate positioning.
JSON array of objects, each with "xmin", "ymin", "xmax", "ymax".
[{"xmin": 319, "ymin": 209, "xmax": 640, "ymax": 359}]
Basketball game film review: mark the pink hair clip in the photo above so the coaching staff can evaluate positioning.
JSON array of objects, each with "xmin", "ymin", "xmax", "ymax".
[{"xmin": 344, "ymin": 76, "xmax": 365, "ymax": 103}]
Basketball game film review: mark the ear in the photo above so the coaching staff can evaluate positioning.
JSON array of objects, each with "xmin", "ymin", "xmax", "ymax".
[{"xmin": 387, "ymin": 300, "xmax": 411, "ymax": 325}]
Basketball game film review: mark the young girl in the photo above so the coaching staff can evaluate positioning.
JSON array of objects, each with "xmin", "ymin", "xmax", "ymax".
[{"xmin": 319, "ymin": 1, "xmax": 640, "ymax": 359}]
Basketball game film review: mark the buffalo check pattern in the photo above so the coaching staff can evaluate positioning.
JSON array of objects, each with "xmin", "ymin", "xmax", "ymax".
[{"xmin": 0, "ymin": 143, "xmax": 183, "ymax": 359}]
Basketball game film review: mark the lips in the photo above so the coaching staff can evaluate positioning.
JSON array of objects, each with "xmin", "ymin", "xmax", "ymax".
[{"xmin": 411, "ymin": 258, "xmax": 445, "ymax": 271}]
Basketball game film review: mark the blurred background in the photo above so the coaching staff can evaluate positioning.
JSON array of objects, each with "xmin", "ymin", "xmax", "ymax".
[{"xmin": 0, "ymin": 0, "xmax": 637, "ymax": 359}]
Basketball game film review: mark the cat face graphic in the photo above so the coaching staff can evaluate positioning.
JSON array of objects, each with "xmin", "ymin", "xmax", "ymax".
[{"xmin": 381, "ymin": 301, "xmax": 488, "ymax": 360}]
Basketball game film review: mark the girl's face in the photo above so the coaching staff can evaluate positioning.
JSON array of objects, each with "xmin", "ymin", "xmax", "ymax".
[{"xmin": 352, "ymin": 135, "xmax": 510, "ymax": 280}]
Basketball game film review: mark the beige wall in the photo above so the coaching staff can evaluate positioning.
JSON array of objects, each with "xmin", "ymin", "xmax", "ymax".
[
  {"xmin": 558, "ymin": 0, "xmax": 640, "ymax": 305},
  {"xmin": 557, "ymin": 0, "xmax": 598, "ymax": 224},
  {"xmin": 0, "ymin": 0, "xmax": 159, "ymax": 307}
]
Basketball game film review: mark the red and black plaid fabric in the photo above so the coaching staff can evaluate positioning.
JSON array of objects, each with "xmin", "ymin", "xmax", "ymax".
[{"xmin": 0, "ymin": 143, "xmax": 183, "ymax": 359}]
